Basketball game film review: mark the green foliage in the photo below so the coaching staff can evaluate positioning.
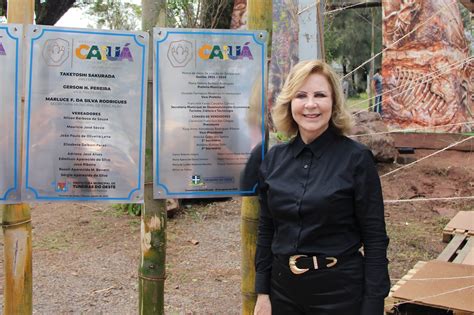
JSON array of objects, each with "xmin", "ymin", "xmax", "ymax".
[
  {"xmin": 458, "ymin": 3, "xmax": 472, "ymax": 30},
  {"xmin": 0, "ymin": 0, "xmax": 5, "ymax": 17},
  {"xmin": 83, "ymin": 0, "xmax": 142, "ymax": 30},
  {"xmin": 274, "ymin": 132, "xmax": 290, "ymax": 142},
  {"xmin": 113, "ymin": 203, "xmax": 142, "ymax": 216},
  {"xmin": 346, "ymin": 92, "xmax": 369, "ymax": 110},
  {"xmin": 324, "ymin": 4, "xmax": 383, "ymax": 88},
  {"xmin": 167, "ymin": 0, "xmax": 197, "ymax": 27},
  {"xmin": 167, "ymin": 0, "xmax": 233, "ymax": 28}
]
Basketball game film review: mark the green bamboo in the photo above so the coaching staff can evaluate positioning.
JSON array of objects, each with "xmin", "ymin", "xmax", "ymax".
[
  {"xmin": 247, "ymin": 0, "xmax": 273, "ymax": 57},
  {"xmin": 2, "ymin": 204, "xmax": 33, "ymax": 315},
  {"xmin": 241, "ymin": 197, "xmax": 261, "ymax": 314},
  {"xmin": 138, "ymin": 1, "xmax": 167, "ymax": 314},
  {"xmin": 3, "ymin": 1, "xmax": 34, "ymax": 314},
  {"xmin": 241, "ymin": 1, "xmax": 272, "ymax": 314}
]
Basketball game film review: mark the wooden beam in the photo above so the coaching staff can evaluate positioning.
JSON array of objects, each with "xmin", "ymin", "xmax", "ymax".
[
  {"xmin": 327, "ymin": 0, "xmax": 381, "ymax": 10},
  {"xmin": 392, "ymin": 132, "xmax": 474, "ymax": 152}
]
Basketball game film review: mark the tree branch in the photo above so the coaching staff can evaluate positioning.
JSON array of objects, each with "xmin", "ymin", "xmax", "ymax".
[
  {"xmin": 0, "ymin": 0, "xmax": 7, "ymax": 17},
  {"xmin": 35, "ymin": 0, "xmax": 76, "ymax": 25}
]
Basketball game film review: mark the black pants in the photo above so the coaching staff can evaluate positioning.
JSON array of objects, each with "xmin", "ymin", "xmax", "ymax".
[{"xmin": 270, "ymin": 253, "xmax": 364, "ymax": 315}]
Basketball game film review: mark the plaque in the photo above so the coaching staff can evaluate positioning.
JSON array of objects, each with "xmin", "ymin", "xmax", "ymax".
[
  {"xmin": 0, "ymin": 24, "xmax": 22, "ymax": 203},
  {"xmin": 154, "ymin": 28, "xmax": 267, "ymax": 198},
  {"xmin": 23, "ymin": 26, "xmax": 148, "ymax": 202}
]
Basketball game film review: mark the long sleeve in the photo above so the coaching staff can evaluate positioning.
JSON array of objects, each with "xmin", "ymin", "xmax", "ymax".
[
  {"xmin": 353, "ymin": 149, "xmax": 390, "ymax": 315},
  {"xmin": 254, "ymin": 163, "xmax": 274, "ymax": 294}
]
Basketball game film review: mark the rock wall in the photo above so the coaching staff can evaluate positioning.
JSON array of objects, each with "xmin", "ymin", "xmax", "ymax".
[{"xmin": 381, "ymin": 0, "xmax": 472, "ymax": 132}]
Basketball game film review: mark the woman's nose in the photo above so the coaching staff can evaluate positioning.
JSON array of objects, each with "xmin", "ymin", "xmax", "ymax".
[{"xmin": 305, "ymin": 98, "xmax": 317, "ymax": 107}]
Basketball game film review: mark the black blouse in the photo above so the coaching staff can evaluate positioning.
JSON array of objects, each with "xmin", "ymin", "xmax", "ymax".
[{"xmin": 255, "ymin": 128, "xmax": 390, "ymax": 314}]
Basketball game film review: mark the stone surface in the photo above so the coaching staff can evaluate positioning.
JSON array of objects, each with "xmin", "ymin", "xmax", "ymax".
[{"xmin": 351, "ymin": 111, "xmax": 398, "ymax": 163}]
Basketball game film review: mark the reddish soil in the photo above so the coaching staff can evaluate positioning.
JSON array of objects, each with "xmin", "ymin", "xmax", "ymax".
[{"xmin": 0, "ymin": 149, "xmax": 472, "ymax": 313}]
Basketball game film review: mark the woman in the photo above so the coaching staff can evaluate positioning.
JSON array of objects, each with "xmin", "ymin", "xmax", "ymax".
[{"xmin": 254, "ymin": 60, "xmax": 389, "ymax": 315}]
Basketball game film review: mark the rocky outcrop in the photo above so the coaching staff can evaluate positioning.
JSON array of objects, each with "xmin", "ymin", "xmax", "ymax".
[{"xmin": 351, "ymin": 111, "xmax": 398, "ymax": 163}]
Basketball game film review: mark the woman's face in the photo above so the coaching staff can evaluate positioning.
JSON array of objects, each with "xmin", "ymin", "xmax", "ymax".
[{"xmin": 291, "ymin": 72, "xmax": 333, "ymax": 144}]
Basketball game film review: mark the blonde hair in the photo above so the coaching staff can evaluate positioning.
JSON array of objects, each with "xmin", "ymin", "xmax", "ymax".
[{"xmin": 272, "ymin": 60, "xmax": 353, "ymax": 137}]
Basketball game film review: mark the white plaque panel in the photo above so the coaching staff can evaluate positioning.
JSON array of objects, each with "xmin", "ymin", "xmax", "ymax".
[
  {"xmin": 154, "ymin": 28, "xmax": 267, "ymax": 198},
  {"xmin": 23, "ymin": 26, "xmax": 148, "ymax": 202},
  {"xmin": 0, "ymin": 24, "xmax": 22, "ymax": 203}
]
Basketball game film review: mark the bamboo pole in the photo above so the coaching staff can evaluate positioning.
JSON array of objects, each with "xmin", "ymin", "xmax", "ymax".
[
  {"xmin": 247, "ymin": 0, "xmax": 273, "ymax": 55},
  {"xmin": 242, "ymin": 1, "xmax": 272, "ymax": 314},
  {"xmin": 6, "ymin": 0, "xmax": 34, "ymax": 25},
  {"xmin": 3, "ymin": 1, "xmax": 34, "ymax": 314},
  {"xmin": 138, "ymin": 1, "xmax": 167, "ymax": 314},
  {"xmin": 241, "ymin": 197, "xmax": 261, "ymax": 315},
  {"xmin": 2, "ymin": 204, "xmax": 32, "ymax": 315}
]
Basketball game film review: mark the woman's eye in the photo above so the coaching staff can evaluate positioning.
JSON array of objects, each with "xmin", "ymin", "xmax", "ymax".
[
  {"xmin": 314, "ymin": 93, "xmax": 326, "ymax": 97},
  {"xmin": 295, "ymin": 93, "xmax": 306, "ymax": 99}
]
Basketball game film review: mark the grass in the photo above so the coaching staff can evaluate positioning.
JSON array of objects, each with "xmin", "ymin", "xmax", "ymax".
[
  {"xmin": 346, "ymin": 92, "xmax": 370, "ymax": 111},
  {"xmin": 386, "ymin": 209, "xmax": 450, "ymax": 282}
]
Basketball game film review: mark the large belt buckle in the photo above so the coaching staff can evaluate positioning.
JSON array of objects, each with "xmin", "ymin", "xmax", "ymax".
[
  {"xmin": 326, "ymin": 257, "xmax": 338, "ymax": 268},
  {"xmin": 289, "ymin": 255, "xmax": 309, "ymax": 275}
]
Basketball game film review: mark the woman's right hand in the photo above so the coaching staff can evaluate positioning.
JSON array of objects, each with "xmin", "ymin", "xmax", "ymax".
[{"xmin": 254, "ymin": 294, "xmax": 271, "ymax": 315}]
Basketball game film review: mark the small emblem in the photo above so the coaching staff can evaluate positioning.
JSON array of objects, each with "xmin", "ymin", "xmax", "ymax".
[
  {"xmin": 52, "ymin": 180, "xmax": 70, "ymax": 192},
  {"xmin": 167, "ymin": 40, "xmax": 193, "ymax": 67},
  {"xmin": 42, "ymin": 38, "xmax": 70, "ymax": 66},
  {"xmin": 190, "ymin": 175, "xmax": 204, "ymax": 186}
]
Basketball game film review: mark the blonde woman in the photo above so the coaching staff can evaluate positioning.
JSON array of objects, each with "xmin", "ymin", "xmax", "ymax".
[{"xmin": 254, "ymin": 60, "xmax": 389, "ymax": 315}]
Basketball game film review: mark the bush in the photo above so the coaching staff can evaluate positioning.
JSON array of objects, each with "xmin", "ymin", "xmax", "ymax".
[{"xmin": 113, "ymin": 203, "xmax": 141, "ymax": 216}]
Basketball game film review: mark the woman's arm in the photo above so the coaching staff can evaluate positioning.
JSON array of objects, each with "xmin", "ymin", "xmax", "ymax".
[
  {"xmin": 255, "ymin": 174, "xmax": 274, "ymax": 294},
  {"xmin": 353, "ymin": 149, "xmax": 390, "ymax": 315},
  {"xmin": 254, "ymin": 165, "xmax": 275, "ymax": 294}
]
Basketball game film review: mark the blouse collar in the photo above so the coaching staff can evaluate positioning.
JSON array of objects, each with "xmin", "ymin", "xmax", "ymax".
[{"xmin": 291, "ymin": 127, "xmax": 338, "ymax": 159}]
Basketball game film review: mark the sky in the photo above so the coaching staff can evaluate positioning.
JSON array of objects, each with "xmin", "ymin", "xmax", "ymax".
[{"xmin": 56, "ymin": 7, "xmax": 91, "ymax": 28}]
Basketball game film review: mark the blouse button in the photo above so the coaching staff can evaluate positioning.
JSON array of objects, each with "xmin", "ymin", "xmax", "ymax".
[{"xmin": 303, "ymin": 164, "xmax": 308, "ymax": 169}]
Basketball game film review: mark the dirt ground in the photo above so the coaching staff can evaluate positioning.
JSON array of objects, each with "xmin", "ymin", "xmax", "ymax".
[{"xmin": 0, "ymin": 149, "xmax": 473, "ymax": 314}]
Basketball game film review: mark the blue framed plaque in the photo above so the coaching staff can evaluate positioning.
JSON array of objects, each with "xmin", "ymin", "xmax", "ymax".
[
  {"xmin": 0, "ymin": 24, "xmax": 22, "ymax": 203},
  {"xmin": 153, "ymin": 28, "xmax": 267, "ymax": 198},
  {"xmin": 23, "ymin": 26, "xmax": 148, "ymax": 202}
]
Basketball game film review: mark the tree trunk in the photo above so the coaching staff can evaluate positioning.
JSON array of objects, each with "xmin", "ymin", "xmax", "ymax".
[
  {"xmin": 142, "ymin": 0, "xmax": 167, "ymax": 32},
  {"xmin": 3, "ymin": 1, "xmax": 34, "ymax": 314},
  {"xmin": 139, "ymin": 1, "xmax": 167, "ymax": 314},
  {"xmin": 2, "ymin": 0, "xmax": 75, "ymax": 25},
  {"xmin": 34, "ymin": 0, "xmax": 75, "ymax": 25},
  {"xmin": 241, "ymin": 1, "xmax": 272, "ymax": 314}
]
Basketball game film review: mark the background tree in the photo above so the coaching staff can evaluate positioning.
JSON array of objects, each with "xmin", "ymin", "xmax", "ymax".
[
  {"xmin": 1, "ymin": 0, "xmax": 77, "ymax": 25},
  {"xmin": 0, "ymin": 0, "xmax": 6, "ymax": 17},
  {"xmin": 82, "ymin": 0, "xmax": 142, "ymax": 30},
  {"xmin": 34, "ymin": 0, "xmax": 76, "ymax": 25},
  {"xmin": 324, "ymin": 5, "xmax": 383, "ymax": 92},
  {"xmin": 167, "ymin": 0, "xmax": 234, "ymax": 29}
]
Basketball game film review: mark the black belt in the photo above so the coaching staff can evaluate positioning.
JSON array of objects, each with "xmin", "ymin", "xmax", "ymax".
[{"xmin": 276, "ymin": 252, "xmax": 359, "ymax": 275}]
